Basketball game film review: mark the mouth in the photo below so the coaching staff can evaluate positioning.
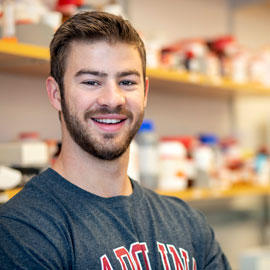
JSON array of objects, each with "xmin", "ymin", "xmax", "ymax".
[
  {"xmin": 92, "ymin": 118, "xmax": 125, "ymax": 124},
  {"xmin": 90, "ymin": 115, "xmax": 128, "ymax": 133}
]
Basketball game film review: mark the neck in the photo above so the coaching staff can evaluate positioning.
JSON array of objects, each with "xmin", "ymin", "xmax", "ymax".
[{"xmin": 52, "ymin": 138, "xmax": 132, "ymax": 198}]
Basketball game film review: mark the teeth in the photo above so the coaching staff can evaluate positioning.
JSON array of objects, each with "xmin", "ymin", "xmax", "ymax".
[{"xmin": 94, "ymin": 119, "xmax": 122, "ymax": 124}]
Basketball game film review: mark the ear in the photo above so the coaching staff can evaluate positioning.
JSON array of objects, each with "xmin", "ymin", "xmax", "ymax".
[
  {"xmin": 46, "ymin": 76, "xmax": 62, "ymax": 112},
  {"xmin": 143, "ymin": 77, "xmax": 149, "ymax": 108}
]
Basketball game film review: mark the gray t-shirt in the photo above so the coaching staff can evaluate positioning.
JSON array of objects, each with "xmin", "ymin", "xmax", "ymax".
[{"xmin": 0, "ymin": 168, "xmax": 231, "ymax": 269}]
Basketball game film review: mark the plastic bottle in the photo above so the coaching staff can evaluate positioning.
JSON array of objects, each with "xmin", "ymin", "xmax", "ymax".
[
  {"xmin": 127, "ymin": 140, "xmax": 140, "ymax": 182},
  {"xmin": 2, "ymin": 0, "xmax": 16, "ymax": 40},
  {"xmin": 135, "ymin": 120, "xmax": 159, "ymax": 189},
  {"xmin": 158, "ymin": 137, "xmax": 187, "ymax": 191},
  {"xmin": 193, "ymin": 134, "xmax": 220, "ymax": 188},
  {"xmin": 254, "ymin": 147, "xmax": 270, "ymax": 186}
]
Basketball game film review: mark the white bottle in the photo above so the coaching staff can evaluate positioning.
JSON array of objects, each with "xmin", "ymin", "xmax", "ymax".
[
  {"xmin": 127, "ymin": 140, "xmax": 140, "ymax": 182},
  {"xmin": 135, "ymin": 120, "xmax": 159, "ymax": 189},
  {"xmin": 158, "ymin": 138, "xmax": 187, "ymax": 191},
  {"xmin": 2, "ymin": 0, "xmax": 16, "ymax": 39},
  {"xmin": 193, "ymin": 135, "xmax": 218, "ymax": 188}
]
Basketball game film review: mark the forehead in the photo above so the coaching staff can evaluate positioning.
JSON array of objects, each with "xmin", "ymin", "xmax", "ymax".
[{"xmin": 65, "ymin": 40, "xmax": 143, "ymax": 74}]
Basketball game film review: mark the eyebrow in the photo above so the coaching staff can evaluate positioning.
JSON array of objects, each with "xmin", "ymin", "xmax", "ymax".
[
  {"xmin": 116, "ymin": 70, "xmax": 141, "ymax": 78},
  {"xmin": 75, "ymin": 70, "xmax": 107, "ymax": 77},
  {"xmin": 74, "ymin": 69, "xmax": 141, "ymax": 78}
]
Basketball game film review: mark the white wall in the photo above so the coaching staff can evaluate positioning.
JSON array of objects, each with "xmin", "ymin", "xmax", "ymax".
[
  {"xmin": 0, "ymin": 73, "xmax": 61, "ymax": 142},
  {"xmin": 145, "ymin": 88, "xmax": 232, "ymax": 137},
  {"xmin": 129, "ymin": 0, "xmax": 229, "ymax": 43},
  {"xmin": 231, "ymin": 1, "xmax": 270, "ymax": 149},
  {"xmin": 233, "ymin": 95, "xmax": 270, "ymax": 150},
  {"xmin": 233, "ymin": 1, "xmax": 270, "ymax": 48}
]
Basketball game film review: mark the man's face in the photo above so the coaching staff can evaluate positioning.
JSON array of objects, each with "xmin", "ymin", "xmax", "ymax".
[{"xmin": 60, "ymin": 40, "xmax": 148, "ymax": 160}]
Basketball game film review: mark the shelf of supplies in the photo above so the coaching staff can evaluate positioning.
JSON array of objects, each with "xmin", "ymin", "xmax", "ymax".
[
  {"xmin": 0, "ymin": 40, "xmax": 49, "ymax": 60},
  {"xmin": 1, "ymin": 185, "xmax": 270, "ymax": 204},
  {"xmin": 147, "ymin": 68, "xmax": 270, "ymax": 96},
  {"xmin": 0, "ymin": 40, "xmax": 270, "ymax": 94},
  {"xmin": 0, "ymin": 40, "xmax": 50, "ymax": 77},
  {"xmin": 0, "ymin": 187, "xmax": 22, "ymax": 204},
  {"xmin": 156, "ymin": 184, "xmax": 270, "ymax": 201}
]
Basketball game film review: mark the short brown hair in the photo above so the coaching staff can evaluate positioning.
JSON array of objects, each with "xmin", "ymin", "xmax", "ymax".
[{"xmin": 50, "ymin": 11, "xmax": 146, "ymax": 96}]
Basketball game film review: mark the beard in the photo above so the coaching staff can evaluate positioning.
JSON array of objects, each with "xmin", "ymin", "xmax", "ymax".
[{"xmin": 61, "ymin": 98, "xmax": 144, "ymax": 161}]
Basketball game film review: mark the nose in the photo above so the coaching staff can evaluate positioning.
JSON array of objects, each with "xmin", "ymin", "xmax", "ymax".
[{"xmin": 97, "ymin": 82, "xmax": 125, "ymax": 108}]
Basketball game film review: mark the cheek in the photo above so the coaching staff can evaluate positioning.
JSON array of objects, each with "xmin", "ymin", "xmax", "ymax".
[
  {"xmin": 70, "ymin": 93, "xmax": 95, "ymax": 113},
  {"xmin": 126, "ymin": 92, "xmax": 145, "ymax": 111}
]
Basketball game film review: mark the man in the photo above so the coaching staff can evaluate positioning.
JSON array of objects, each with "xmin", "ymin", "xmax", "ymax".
[{"xmin": 0, "ymin": 11, "xmax": 231, "ymax": 269}]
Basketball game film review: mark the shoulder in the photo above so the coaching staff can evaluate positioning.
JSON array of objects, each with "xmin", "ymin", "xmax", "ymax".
[
  {"xmin": 0, "ymin": 168, "xmax": 68, "ymax": 224},
  {"xmin": 135, "ymin": 181, "xmax": 207, "ymax": 227},
  {"xmin": 0, "ymin": 169, "xmax": 73, "ymax": 269},
  {"xmin": 138, "ymin": 186, "xmax": 231, "ymax": 269}
]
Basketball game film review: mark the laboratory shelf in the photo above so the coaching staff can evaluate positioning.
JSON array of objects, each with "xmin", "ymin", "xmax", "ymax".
[
  {"xmin": 0, "ymin": 40, "xmax": 49, "ymax": 76},
  {"xmin": 0, "ymin": 40, "xmax": 270, "ymax": 94},
  {"xmin": 156, "ymin": 184, "xmax": 270, "ymax": 201},
  {"xmin": 0, "ymin": 40, "xmax": 49, "ymax": 60},
  {"xmin": 147, "ymin": 68, "xmax": 270, "ymax": 96},
  {"xmin": 1, "ymin": 185, "xmax": 270, "ymax": 204}
]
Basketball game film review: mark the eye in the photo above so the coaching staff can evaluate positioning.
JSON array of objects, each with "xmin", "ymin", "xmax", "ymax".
[
  {"xmin": 120, "ymin": 80, "xmax": 136, "ymax": 86},
  {"xmin": 82, "ymin": 80, "xmax": 100, "ymax": 86}
]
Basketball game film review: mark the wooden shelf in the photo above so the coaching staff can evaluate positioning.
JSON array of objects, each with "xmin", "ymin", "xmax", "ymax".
[
  {"xmin": 156, "ymin": 185, "xmax": 270, "ymax": 201},
  {"xmin": 0, "ymin": 40, "xmax": 270, "ymax": 94}
]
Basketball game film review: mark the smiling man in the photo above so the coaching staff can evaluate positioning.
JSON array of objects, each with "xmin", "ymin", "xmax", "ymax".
[
  {"xmin": 0, "ymin": 11, "xmax": 231, "ymax": 269},
  {"xmin": 47, "ymin": 39, "xmax": 147, "ymax": 195}
]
